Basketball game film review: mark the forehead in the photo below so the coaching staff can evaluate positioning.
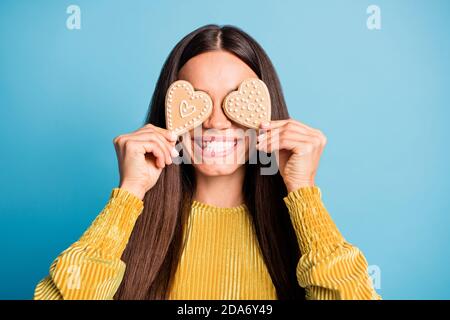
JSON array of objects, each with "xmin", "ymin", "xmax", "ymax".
[{"xmin": 178, "ymin": 50, "xmax": 258, "ymax": 95}]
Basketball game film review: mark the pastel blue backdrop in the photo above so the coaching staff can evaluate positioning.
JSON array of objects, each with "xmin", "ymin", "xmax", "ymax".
[{"xmin": 1, "ymin": 0, "xmax": 449, "ymax": 299}]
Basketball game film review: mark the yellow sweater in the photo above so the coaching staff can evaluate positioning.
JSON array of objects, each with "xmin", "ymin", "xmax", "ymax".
[{"xmin": 33, "ymin": 187, "xmax": 380, "ymax": 300}]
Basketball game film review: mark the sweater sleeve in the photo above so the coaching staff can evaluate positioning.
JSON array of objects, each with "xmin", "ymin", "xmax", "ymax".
[
  {"xmin": 283, "ymin": 186, "xmax": 381, "ymax": 300},
  {"xmin": 33, "ymin": 188, "xmax": 144, "ymax": 300}
]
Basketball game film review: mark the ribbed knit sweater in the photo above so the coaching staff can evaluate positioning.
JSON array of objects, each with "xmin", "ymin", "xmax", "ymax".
[{"xmin": 33, "ymin": 186, "xmax": 380, "ymax": 300}]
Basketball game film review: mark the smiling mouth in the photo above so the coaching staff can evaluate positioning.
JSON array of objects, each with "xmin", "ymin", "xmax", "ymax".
[{"xmin": 192, "ymin": 136, "xmax": 240, "ymax": 158}]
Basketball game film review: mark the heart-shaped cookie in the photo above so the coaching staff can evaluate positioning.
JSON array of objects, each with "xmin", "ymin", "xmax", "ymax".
[
  {"xmin": 165, "ymin": 80, "xmax": 213, "ymax": 135},
  {"xmin": 222, "ymin": 78, "xmax": 271, "ymax": 129}
]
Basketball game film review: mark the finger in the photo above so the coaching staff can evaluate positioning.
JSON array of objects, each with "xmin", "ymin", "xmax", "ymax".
[
  {"xmin": 145, "ymin": 134, "xmax": 175, "ymax": 165},
  {"xmin": 126, "ymin": 134, "xmax": 173, "ymax": 165},
  {"xmin": 130, "ymin": 132, "xmax": 178, "ymax": 162},
  {"xmin": 123, "ymin": 139, "xmax": 166, "ymax": 168},
  {"xmin": 141, "ymin": 141, "xmax": 166, "ymax": 169},
  {"xmin": 257, "ymin": 124, "xmax": 317, "ymax": 146},
  {"xmin": 256, "ymin": 129, "xmax": 273, "ymax": 145},
  {"xmin": 294, "ymin": 121, "xmax": 322, "ymax": 136},
  {"xmin": 257, "ymin": 132, "xmax": 315, "ymax": 151},
  {"xmin": 258, "ymin": 138, "xmax": 312, "ymax": 154},
  {"xmin": 263, "ymin": 119, "xmax": 306, "ymax": 130},
  {"xmin": 259, "ymin": 119, "xmax": 289, "ymax": 130},
  {"xmin": 257, "ymin": 127, "xmax": 313, "ymax": 147},
  {"xmin": 138, "ymin": 124, "xmax": 178, "ymax": 142},
  {"xmin": 258, "ymin": 130, "xmax": 321, "ymax": 145},
  {"xmin": 260, "ymin": 119, "xmax": 320, "ymax": 136}
]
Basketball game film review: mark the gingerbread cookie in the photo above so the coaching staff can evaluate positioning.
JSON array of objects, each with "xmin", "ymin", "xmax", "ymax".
[
  {"xmin": 165, "ymin": 80, "xmax": 213, "ymax": 135},
  {"xmin": 222, "ymin": 78, "xmax": 271, "ymax": 129}
]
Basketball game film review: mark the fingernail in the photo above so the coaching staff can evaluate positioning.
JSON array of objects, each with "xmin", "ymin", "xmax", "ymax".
[
  {"xmin": 257, "ymin": 133, "xmax": 266, "ymax": 141},
  {"xmin": 169, "ymin": 131, "xmax": 177, "ymax": 141},
  {"xmin": 171, "ymin": 147, "xmax": 179, "ymax": 157}
]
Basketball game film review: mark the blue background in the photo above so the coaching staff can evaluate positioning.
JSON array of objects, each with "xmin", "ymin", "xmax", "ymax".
[{"xmin": 1, "ymin": 0, "xmax": 449, "ymax": 299}]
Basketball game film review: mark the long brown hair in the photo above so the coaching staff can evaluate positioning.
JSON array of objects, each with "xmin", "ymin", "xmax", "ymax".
[{"xmin": 114, "ymin": 24, "xmax": 305, "ymax": 300}]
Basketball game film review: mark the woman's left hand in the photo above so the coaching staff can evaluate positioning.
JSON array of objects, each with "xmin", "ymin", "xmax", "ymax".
[{"xmin": 256, "ymin": 118, "xmax": 327, "ymax": 192}]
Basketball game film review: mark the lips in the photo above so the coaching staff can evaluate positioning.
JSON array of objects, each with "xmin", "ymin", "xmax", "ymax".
[{"xmin": 192, "ymin": 136, "xmax": 239, "ymax": 158}]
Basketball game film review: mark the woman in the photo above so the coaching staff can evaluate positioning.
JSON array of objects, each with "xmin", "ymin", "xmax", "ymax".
[{"xmin": 34, "ymin": 24, "xmax": 380, "ymax": 300}]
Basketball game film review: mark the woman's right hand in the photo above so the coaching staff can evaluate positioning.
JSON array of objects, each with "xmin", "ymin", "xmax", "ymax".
[{"xmin": 113, "ymin": 124, "xmax": 179, "ymax": 200}]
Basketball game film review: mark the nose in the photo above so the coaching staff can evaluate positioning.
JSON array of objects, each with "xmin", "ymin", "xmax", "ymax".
[{"xmin": 202, "ymin": 98, "xmax": 232, "ymax": 130}]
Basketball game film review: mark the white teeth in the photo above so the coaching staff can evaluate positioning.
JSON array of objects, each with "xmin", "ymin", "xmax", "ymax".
[
  {"xmin": 203, "ymin": 141, "xmax": 234, "ymax": 152},
  {"xmin": 201, "ymin": 140, "xmax": 235, "ymax": 152},
  {"xmin": 192, "ymin": 138, "xmax": 238, "ymax": 154}
]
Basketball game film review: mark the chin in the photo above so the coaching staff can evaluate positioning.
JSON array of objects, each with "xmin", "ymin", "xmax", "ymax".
[{"xmin": 193, "ymin": 163, "xmax": 244, "ymax": 176}]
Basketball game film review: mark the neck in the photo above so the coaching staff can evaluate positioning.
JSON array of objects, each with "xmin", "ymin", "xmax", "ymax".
[{"xmin": 193, "ymin": 166, "xmax": 246, "ymax": 208}]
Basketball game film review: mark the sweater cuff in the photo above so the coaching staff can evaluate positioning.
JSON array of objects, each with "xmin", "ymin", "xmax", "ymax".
[
  {"xmin": 283, "ymin": 186, "xmax": 345, "ymax": 255},
  {"xmin": 78, "ymin": 188, "xmax": 144, "ymax": 259}
]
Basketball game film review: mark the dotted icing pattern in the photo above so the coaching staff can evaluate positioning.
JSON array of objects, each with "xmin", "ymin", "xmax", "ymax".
[
  {"xmin": 165, "ymin": 78, "xmax": 270, "ymax": 134},
  {"xmin": 165, "ymin": 80, "xmax": 213, "ymax": 135},
  {"xmin": 223, "ymin": 78, "xmax": 271, "ymax": 129}
]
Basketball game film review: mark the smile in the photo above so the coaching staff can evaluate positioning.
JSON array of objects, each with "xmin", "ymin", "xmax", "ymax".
[{"xmin": 192, "ymin": 136, "xmax": 240, "ymax": 158}]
